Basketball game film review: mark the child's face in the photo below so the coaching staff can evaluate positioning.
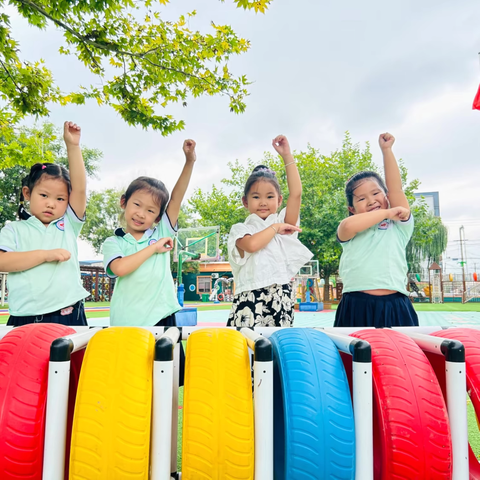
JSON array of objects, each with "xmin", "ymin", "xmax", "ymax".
[
  {"xmin": 23, "ymin": 177, "xmax": 69, "ymax": 225},
  {"xmin": 348, "ymin": 178, "xmax": 388, "ymax": 215},
  {"xmin": 122, "ymin": 189, "xmax": 161, "ymax": 235},
  {"xmin": 243, "ymin": 180, "xmax": 282, "ymax": 219}
]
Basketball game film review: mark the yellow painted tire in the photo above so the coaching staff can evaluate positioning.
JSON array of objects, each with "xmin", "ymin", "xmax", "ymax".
[
  {"xmin": 182, "ymin": 328, "xmax": 254, "ymax": 479},
  {"xmin": 69, "ymin": 327, "xmax": 155, "ymax": 480}
]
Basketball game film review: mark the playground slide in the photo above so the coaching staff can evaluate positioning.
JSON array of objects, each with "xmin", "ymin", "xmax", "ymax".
[
  {"xmin": 69, "ymin": 327, "xmax": 155, "ymax": 480},
  {"xmin": 0, "ymin": 324, "xmax": 79, "ymax": 480},
  {"xmin": 182, "ymin": 328, "xmax": 255, "ymax": 480},
  {"xmin": 351, "ymin": 329, "xmax": 452, "ymax": 479},
  {"xmin": 430, "ymin": 328, "xmax": 480, "ymax": 480},
  {"xmin": 270, "ymin": 328, "xmax": 356, "ymax": 479}
]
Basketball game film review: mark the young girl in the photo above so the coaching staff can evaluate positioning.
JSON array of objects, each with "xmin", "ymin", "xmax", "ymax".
[
  {"xmin": 0, "ymin": 121, "xmax": 90, "ymax": 326},
  {"xmin": 335, "ymin": 133, "xmax": 419, "ymax": 328},
  {"xmin": 102, "ymin": 140, "xmax": 196, "ymax": 327},
  {"xmin": 227, "ymin": 135, "xmax": 313, "ymax": 327}
]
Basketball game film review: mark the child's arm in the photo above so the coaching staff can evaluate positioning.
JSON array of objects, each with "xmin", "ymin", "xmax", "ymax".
[
  {"xmin": 0, "ymin": 249, "xmax": 71, "ymax": 272},
  {"xmin": 109, "ymin": 237, "xmax": 173, "ymax": 277},
  {"xmin": 338, "ymin": 206, "xmax": 410, "ymax": 242},
  {"xmin": 379, "ymin": 133, "xmax": 410, "ymax": 211},
  {"xmin": 166, "ymin": 139, "xmax": 196, "ymax": 227},
  {"xmin": 272, "ymin": 135, "xmax": 301, "ymax": 226},
  {"xmin": 64, "ymin": 121, "xmax": 87, "ymax": 218},
  {"xmin": 236, "ymin": 223, "xmax": 301, "ymax": 257}
]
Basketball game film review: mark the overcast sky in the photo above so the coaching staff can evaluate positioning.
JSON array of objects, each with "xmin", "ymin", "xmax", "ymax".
[{"xmin": 9, "ymin": 0, "xmax": 480, "ymax": 273}]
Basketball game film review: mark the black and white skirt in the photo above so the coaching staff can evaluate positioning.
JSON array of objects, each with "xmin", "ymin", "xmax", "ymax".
[{"xmin": 227, "ymin": 283, "xmax": 295, "ymax": 327}]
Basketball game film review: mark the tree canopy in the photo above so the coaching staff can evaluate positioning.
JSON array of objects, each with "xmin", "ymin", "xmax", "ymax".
[{"xmin": 1, "ymin": 0, "xmax": 272, "ymax": 160}]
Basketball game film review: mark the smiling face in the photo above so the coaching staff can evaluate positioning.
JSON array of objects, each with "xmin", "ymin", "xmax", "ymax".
[
  {"xmin": 23, "ymin": 176, "xmax": 69, "ymax": 225},
  {"xmin": 242, "ymin": 180, "xmax": 283, "ymax": 219},
  {"xmin": 122, "ymin": 189, "xmax": 161, "ymax": 238},
  {"xmin": 348, "ymin": 178, "xmax": 388, "ymax": 215}
]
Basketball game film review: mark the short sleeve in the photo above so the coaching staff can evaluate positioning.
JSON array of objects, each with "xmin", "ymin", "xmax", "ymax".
[
  {"xmin": 102, "ymin": 236, "xmax": 124, "ymax": 278},
  {"xmin": 228, "ymin": 223, "xmax": 255, "ymax": 266},
  {"xmin": 65, "ymin": 204, "xmax": 85, "ymax": 237},
  {"xmin": 277, "ymin": 208, "xmax": 300, "ymax": 237},
  {"xmin": 395, "ymin": 213, "xmax": 414, "ymax": 245},
  {"xmin": 161, "ymin": 212, "xmax": 178, "ymax": 236},
  {"xmin": 0, "ymin": 223, "xmax": 17, "ymax": 252}
]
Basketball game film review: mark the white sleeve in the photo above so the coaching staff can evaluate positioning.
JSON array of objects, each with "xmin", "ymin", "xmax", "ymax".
[{"xmin": 228, "ymin": 223, "xmax": 255, "ymax": 266}]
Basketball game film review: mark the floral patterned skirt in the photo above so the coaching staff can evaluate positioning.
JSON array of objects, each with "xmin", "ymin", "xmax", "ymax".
[{"xmin": 227, "ymin": 283, "xmax": 295, "ymax": 327}]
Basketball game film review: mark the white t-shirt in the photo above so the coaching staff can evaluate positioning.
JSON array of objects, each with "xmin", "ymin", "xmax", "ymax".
[{"xmin": 228, "ymin": 208, "xmax": 313, "ymax": 294}]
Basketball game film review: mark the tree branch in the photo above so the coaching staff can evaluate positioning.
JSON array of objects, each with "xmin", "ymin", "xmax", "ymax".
[
  {"xmin": 0, "ymin": 58, "xmax": 26, "ymax": 94},
  {"xmin": 13, "ymin": 0, "xmax": 228, "ymax": 96}
]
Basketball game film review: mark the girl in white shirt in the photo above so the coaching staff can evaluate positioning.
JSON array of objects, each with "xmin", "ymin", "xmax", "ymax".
[{"xmin": 227, "ymin": 135, "xmax": 312, "ymax": 327}]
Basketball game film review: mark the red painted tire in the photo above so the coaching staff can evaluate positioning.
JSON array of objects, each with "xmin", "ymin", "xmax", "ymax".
[
  {"xmin": 0, "ymin": 324, "xmax": 77, "ymax": 479},
  {"xmin": 217, "ymin": 293, "xmax": 224, "ymax": 301},
  {"xmin": 430, "ymin": 328, "xmax": 480, "ymax": 479},
  {"xmin": 351, "ymin": 329, "xmax": 452, "ymax": 479}
]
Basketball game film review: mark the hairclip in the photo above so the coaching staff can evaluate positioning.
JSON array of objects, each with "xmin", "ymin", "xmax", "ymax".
[
  {"xmin": 42, "ymin": 165, "xmax": 47, "ymax": 170},
  {"xmin": 256, "ymin": 167, "xmax": 276, "ymax": 176}
]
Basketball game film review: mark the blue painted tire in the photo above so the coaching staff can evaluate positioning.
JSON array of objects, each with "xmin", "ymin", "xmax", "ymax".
[{"xmin": 271, "ymin": 328, "xmax": 355, "ymax": 479}]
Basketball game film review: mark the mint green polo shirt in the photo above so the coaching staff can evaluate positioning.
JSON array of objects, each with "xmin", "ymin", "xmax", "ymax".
[
  {"xmin": 339, "ymin": 215, "xmax": 414, "ymax": 296},
  {"xmin": 102, "ymin": 214, "xmax": 180, "ymax": 326},
  {"xmin": 0, "ymin": 206, "xmax": 89, "ymax": 316}
]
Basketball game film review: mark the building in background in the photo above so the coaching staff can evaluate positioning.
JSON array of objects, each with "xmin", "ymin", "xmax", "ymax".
[{"xmin": 414, "ymin": 191, "xmax": 440, "ymax": 216}]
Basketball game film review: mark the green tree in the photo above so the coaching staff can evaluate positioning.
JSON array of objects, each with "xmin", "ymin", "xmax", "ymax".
[
  {"xmin": 188, "ymin": 133, "xmax": 448, "ymax": 299},
  {"xmin": 0, "ymin": 122, "xmax": 101, "ymax": 227},
  {"xmin": 1, "ymin": 0, "xmax": 272, "ymax": 162},
  {"xmin": 81, "ymin": 188, "xmax": 122, "ymax": 254}
]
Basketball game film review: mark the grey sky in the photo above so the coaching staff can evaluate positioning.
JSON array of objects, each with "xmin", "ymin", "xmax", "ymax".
[{"xmin": 9, "ymin": 0, "xmax": 480, "ymax": 273}]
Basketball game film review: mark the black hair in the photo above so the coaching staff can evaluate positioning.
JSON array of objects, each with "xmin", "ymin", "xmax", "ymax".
[
  {"xmin": 243, "ymin": 165, "xmax": 281, "ymax": 198},
  {"xmin": 345, "ymin": 171, "xmax": 388, "ymax": 215},
  {"xmin": 121, "ymin": 176, "xmax": 170, "ymax": 221},
  {"xmin": 18, "ymin": 163, "xmax": 71, "ymax": 220}
]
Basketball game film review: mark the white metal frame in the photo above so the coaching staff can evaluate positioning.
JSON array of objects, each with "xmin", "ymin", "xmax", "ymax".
[
  {"xmin": 240, "ymin": 328, "xmax": 274, "ymax": 480},
  {"xmin": 42, "ymin": 328, "xmax": 102, "ymax": 479},
  {"xmin": 0, "ymin": 324, "xmax": 471, "ymax": 479},
  {"xmin": 319, "ymin": 330, "xmax": 373, "ymax": 480},
  {"xmin": 151, "ymin": 327, "xmax": 180, "ymax": 480}
]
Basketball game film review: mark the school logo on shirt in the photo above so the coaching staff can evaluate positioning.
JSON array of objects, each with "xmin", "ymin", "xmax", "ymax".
[
  {"xmin": 55, "ymin": 220, "xmax": 65, "ymax": 231},
  {"xmin": 378, "ymin": 219, "xmax": 390, "ymax": 230},
  {"xmin": 148, "ymin": 239, "xmax": 157, "ymax": 245}
]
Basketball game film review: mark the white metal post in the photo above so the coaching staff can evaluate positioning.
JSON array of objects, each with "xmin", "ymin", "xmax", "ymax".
[
  {"xmin": 170, "ymin": 342, "xmax": 180, "ymax": 475},
  {"xmin": 399, "ymin": 331, "xmax": 469, "ymax": 480},
  {"xmin": 352, "ymin": 359, "xmax": 373, "ymax": 480},
  {"xmin": 42, "ymin": 328, "xmax": 101, "ymax": 480},
  {"xmin": 151, "ymin": 328, "xmax": 179, "ymax": 480},
  {"xmin": 446, "ymin": 360, "xmax": 469, "ymax": 480},
  {"xmin": 320, "ymin": 330, "xmax": 373, "ymax": 480},
  {"xmin": 42, "ymin": 360, "xmax": 71, "ymax": 479},
  {"xmin": 241, "ymin": 328, "xmax": 274, "ymax": 480}
]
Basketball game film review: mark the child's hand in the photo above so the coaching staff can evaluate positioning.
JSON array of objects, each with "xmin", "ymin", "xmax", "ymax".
[
  {"xmin": 274, "ymin": 223, "xmax": 302, "ymax": 235},
  {"xmin": 44, "ymin": 249, "xmax": 71, "ymax": 263},
  {"xmin": 63, "ymin": 121, "xmax": 81, "ymax": 147},
  {"xmin": 183, "ymin": 139, "xmax": 196, "ymax": 163},
  {"xmin": 379, "ymin": 132, "xmax": 395, "ymax": 151},
  {"xmin": 388, "ymin": 206, "xmax": 409, "ymax": 221},
  {"xmin": 154, "ymin": 237, "xmax": 174, "ymax": 254},
  {"xmin": 272, "ymin": 135, "xmax": 292, "ymax": 158}
]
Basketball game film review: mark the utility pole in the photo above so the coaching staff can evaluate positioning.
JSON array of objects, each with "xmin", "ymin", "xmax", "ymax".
[{"xmin": 459, "ymin": 226, "xmax": 466, "ymax": 302}]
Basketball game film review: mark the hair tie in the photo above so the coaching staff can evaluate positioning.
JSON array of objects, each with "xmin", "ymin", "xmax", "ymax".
[
  {"xmin": 42, "ymin": 165, "xmax": 46, "ymax": 170},
  {"xmin": 256, "ymin": 167, "xmax": 276, "ymax": 176}
]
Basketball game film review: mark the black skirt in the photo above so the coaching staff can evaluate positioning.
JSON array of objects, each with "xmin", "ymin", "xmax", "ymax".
[
  {"xmin": 334, "ymin": 291, "xmax": 419, "ymax": 328},
  {"xmin": 7, "ymin": 301, "xmax": 88, "ymax": 327}
]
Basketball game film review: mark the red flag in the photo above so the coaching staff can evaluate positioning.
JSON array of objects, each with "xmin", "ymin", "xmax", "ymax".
[{"xmin": 473, "ymin": 83, "xmax": 480, "ymax": 110}]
